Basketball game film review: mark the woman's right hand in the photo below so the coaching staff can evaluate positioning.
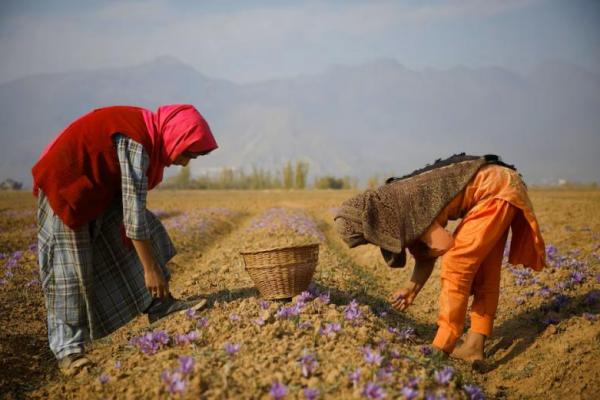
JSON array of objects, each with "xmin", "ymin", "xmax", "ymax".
[
  {"xmin": 389, "ymin": 282, "xmax": 421, "ymax": 311},
  {"xmin": 132, "ymin": 239, "xmax": 170, "ymax": 299},
  {"xmin": 144, "ymin": 265, "xmax": 169, "ymax": 299}
]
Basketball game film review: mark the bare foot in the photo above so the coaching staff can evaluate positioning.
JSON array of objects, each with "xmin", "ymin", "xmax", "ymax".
[
  {"xmin": 450, "ymin": 331, "xmax": 485, "ymax": 362},
  {"xmin": 451, "ymin": 342, "xmax": 484, "ymax": 361}
]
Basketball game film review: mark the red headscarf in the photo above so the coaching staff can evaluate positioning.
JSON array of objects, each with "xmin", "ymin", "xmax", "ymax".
[{"xmin": 141, "ymin": 104, "xmax": 218, "ymax": 188}]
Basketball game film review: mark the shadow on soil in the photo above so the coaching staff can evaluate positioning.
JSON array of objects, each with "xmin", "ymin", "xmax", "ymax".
[
  {"xmin": 153, "ymin": 210, "xmax": 184, "ymax": 220},
  {"xmin": 186, "ymin": 287, "xmax": 259, "ymax": 307},
  {"xmin": 0, "ymin": 333, "xmax": 56, "ymax": 400},
  {"xmin": 483, "ymin": 289, "xmax": 599, "ymax": 372}
]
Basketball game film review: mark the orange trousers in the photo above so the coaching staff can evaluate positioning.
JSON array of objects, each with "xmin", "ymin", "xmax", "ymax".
[{"xmin": 432, "ymin": 198, "xmax": 517, "ymax": 353}]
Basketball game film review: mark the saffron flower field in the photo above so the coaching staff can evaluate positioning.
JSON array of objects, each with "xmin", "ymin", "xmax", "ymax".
[{"xmin": 0, "ymin": 189, "xmax": 599, "ymax": 399}]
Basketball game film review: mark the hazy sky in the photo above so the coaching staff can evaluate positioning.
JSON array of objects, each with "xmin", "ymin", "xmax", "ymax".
[{"xmin": 1, "ymin": 0, "xmax": 599, "ymax": 83}]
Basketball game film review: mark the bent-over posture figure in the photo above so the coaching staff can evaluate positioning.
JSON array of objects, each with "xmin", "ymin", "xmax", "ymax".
[
  {"xmin": 334, "ymin": 154, "xmax": 545, "ymax": 361},
  {"xmin": 32, "ymin": 104, "xmax": 218, "ymax": 373}
]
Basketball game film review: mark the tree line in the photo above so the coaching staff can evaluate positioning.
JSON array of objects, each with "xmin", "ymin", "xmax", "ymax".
[{"xmin": 162, "ymin": 161, "xmax": 359, "ymax": 190}]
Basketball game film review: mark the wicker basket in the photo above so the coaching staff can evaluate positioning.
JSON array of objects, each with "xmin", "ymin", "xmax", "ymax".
[{"xmin": 240, "ymin": 243, "xmax": 319, "ymax": 300}]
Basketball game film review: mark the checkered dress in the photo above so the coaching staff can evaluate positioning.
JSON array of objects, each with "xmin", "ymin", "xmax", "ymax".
[{"xmin": 37, "ymin": 135, "xmax": 175, "ymax": 358}]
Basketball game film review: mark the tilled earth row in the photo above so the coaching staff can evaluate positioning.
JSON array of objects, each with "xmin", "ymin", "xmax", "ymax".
[
  {"xmin": 1, "ymin": 190, "xmax": 599, "ymax": 399},
  {"xmin": 28, "ymin": 204, "xmax": 477, "ymax": 399}
]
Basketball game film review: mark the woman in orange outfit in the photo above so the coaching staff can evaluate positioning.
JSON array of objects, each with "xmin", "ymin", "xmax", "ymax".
[{"xmin": 334, "ymin": 154, "xmax": 545, "ymax": 361}]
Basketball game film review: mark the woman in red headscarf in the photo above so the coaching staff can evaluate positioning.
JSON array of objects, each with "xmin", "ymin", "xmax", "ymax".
[{"xmin": 32, "ymin": 105, "xmax": 218, "ymax": 374}]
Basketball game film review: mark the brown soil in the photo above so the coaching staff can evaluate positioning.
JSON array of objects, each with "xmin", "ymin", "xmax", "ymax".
[{"xmin": 0, "ymin": 189, "xmax": 598, "ymax": 399}]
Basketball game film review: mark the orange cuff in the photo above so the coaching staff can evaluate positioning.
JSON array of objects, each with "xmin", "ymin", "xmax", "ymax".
[
  {"xmin": 469, "ymin": 314, "xmax": 494, "ymax": 336},
  {"xmin": 432, "ymin": 326, "xmax": 460, "ymax": 354}
]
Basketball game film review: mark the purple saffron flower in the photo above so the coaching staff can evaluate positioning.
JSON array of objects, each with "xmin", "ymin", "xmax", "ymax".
[
  {"xmin": 229, "ymin": 313, "xmax": 241, "ymax": 322},
  {"xmin": 114, "ymin": 360, "xmax": 122, "ymax": 369},
  {"xmin": 129, "ymin": 331, "xmax": 169, "ymax": 355},
  {"xmin": 345, "ymin": 299, "xmax": 363, "ymax": 321},
  {"xmin": 319, "ymin": 323, "xmax": 341, "ymax": 337},
  {"xmin": 545, "ymin": 244, "xmax": 558, "ymax": 258},
  {"xmin": 318, "ymin": 292, "xmax": 330, "ymax": 304},
  {"xmin": 420, "ymin": 346, "xmax": 432, "ymax": 356},
  {"xmin": 28, "ymin": 243, "xmax": 37, "ymax": 252},
  {"xmin": 254, "ymin": 317, "xmax": 266, "ymax": 326},
  {"xmin": 298, "ymin": 291, "xmax": 313, "ymax": 302},
  {"xmin": 152, "ymin": 330, "xmax": 170, "ymax": 345},
  {"xmin": 397, "ymin": 327, "xmax": 416, "ymax": 341},
  {"xmin": 174, "ymin": 332, "xmax": 191, "ymax": 345},
  {"xmin": 276, "ymin": 304, "xmax": 302, "ymax": 319},
  {"xmin": 349, "ymin": 368, "xmax": 361, "ymax": 384},
  {"xmin": 570, "ymin": 271, "xmax": 585, "ymax": 284},
  {"xmin": 299, "ymin": 352, "xmax": 318, "ymax": 377},
  {"xmin": 185, "ymin": 308, "xmax": 196, "ymax": 319},
  {"xmin": 293, "ymin": 301, "xmax": 306, "ymax": 313},
  {"xmin": 401, "ymin": 386, "xmax": 418, "ymax": 400},
  {"xmin": 178, "ymin": 355, "xmax": 195, "ymax": 374},
  {"xmin": 99, "ymin": 373, "xmax": 110, "ymax": 384},
  {"xmin": 276, "ymin": 307, "xmax": 291, "ymax": 319},
  {"xmin": 161, "ymin": 371, "xmax": 187, "ymax": 395},
  {"xmin": 539, "ymin": 286, "xmax": 552, "ymax": 297},
  {"xmin": 298, "ymin": 320, "xmax": 312, "ymax": 329},
  {"xmin": 187, "ymin": 331, "xmax": 199, "ymax": 341},
  {"xmin": 270, "ymin": 381, "xmax": 288, "ymax": 400},
  {"xmin": 555, "ymin": 280, "xmax": 569, "ymax": 292},
  {"xmin": 175, "ymin": 331, "xmax": 199, "ymax": 345},
  {"xmin": 224, "ymin": 342, "xmax": 241, "ymax": 356},
  {"xmin": 434, "ymin": 367, "xmax": 454, "ymax": 385},
  {"xmin": 464, "ymin": 384, "xmax": 485, "ymax": 400},
  {"xmin": 12, "ymin": 251, "xmax": 23, "ymax": 260},
  {"xmin": 303, "ymin": 387, "xmax": 319, "ymax": 400},
  {"xmin": 259, "ymin": 300, "xmax": 271, "ymax": 310},
  {"xmin": 197, "ymin": 317, "xmax": 209, "ymax": 328},
  {"xmin": 361, "ymin": 382, "xmax": 386, "ymax": 399},
  {"xmin": 362, "ymin": 347, "xmax": 384, "ymax": 366}
]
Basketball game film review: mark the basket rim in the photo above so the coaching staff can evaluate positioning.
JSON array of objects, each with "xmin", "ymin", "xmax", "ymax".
[{"xmin": 239, "ymin": 242, "xmax": 320, "ymax": 256}]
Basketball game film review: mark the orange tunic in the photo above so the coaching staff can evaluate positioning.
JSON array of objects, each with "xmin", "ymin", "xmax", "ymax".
[
  {"xmin": 409, "ymin": 164, "xmax": 546, "ymax": 353},
  {"xmin": 415, "ymin": 164, "xmax": 545, "ymax": 271}
]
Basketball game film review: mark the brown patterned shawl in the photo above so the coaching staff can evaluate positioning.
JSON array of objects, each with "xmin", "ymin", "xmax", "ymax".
[{"xmin": 334, "ymin": 154, "xmax": 505, "ymax": 267}]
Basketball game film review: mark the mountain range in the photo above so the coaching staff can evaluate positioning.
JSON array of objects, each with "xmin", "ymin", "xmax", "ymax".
[{"xmin": 1, "ymin": 56, "xmax": 599, "ymax": 186}]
